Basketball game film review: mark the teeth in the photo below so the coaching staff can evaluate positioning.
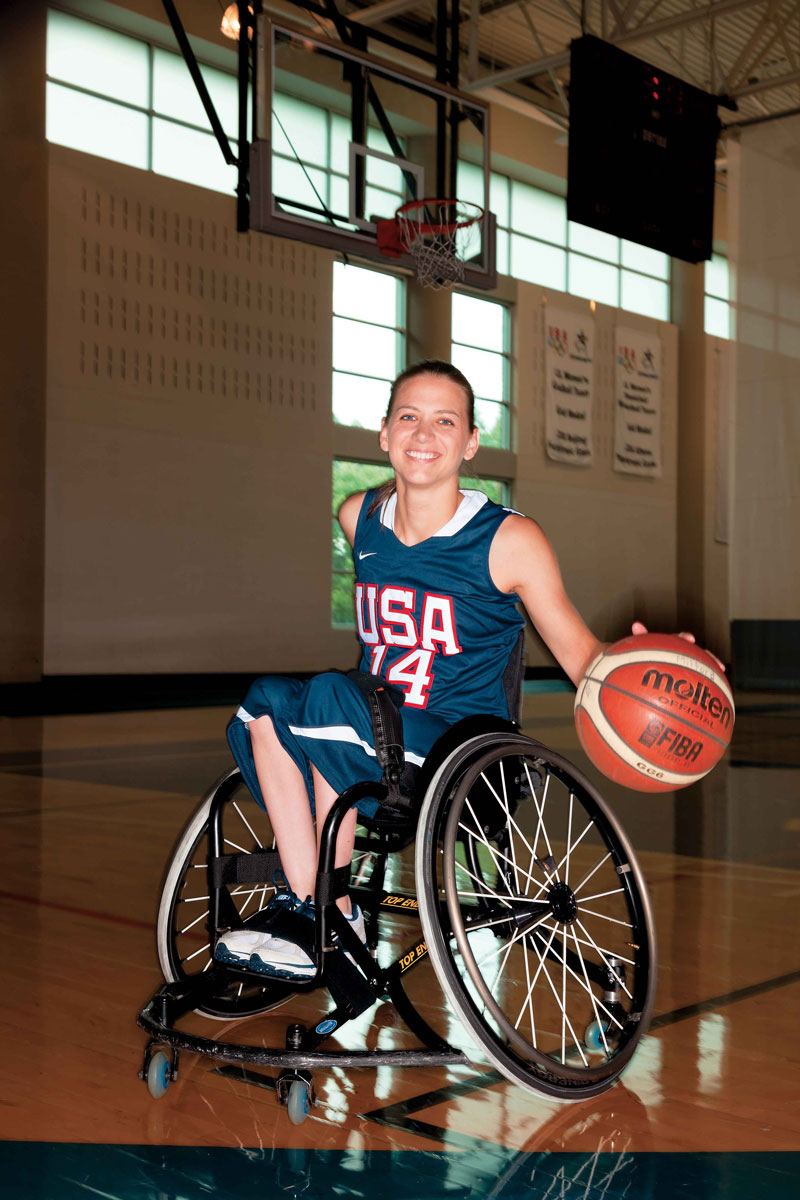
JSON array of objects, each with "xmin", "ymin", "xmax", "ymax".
[{"xmin": 407, "ymin": 450, "xmax": 438, "ymax": 460}]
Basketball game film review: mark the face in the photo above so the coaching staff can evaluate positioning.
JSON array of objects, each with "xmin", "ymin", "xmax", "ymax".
[{"xmin": 379, "ymin": 375, "xmax": 480, "ymax": 488}]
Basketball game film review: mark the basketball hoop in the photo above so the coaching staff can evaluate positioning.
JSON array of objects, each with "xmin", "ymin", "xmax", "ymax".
[{"xmin": 377, "ymin": 198, "xmax": 485, "ymax": 290}]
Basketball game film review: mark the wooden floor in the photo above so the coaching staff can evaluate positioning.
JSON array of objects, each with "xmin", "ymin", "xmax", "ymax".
[{"xmin": 2, "ymin": 689, "xmax": 799, "ymax": 1198}]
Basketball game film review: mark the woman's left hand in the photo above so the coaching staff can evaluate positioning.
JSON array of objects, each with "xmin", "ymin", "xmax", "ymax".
[{"xmin": 632, "ymin": 621, "xmax": 725, "ymax": 673}]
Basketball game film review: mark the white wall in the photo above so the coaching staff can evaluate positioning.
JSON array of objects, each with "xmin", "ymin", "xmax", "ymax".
[
  {"xmin": 45, "ymin": 143, "xmax": 679, "ymax": 675},
  {"xmin": 727, "ymin": 120, "xmax": 800, "ymax": 623}
]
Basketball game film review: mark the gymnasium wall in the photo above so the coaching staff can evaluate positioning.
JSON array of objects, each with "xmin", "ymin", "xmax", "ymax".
[
  {"xmin": 44, "ymin": 143, "xmax": 678, "ymax": 675},
  {"xmin": 727, "ymin": 119, "xmax": 800, "ymax": 623}
]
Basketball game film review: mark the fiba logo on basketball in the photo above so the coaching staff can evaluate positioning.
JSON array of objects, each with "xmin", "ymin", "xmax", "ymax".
[
  {"xmin": 574, "ymin": 633, "xmax": 735, "ymax": 792},
  {"xmin": 638, "ymin": 716, "xmax": 704, "ymax": 763}
]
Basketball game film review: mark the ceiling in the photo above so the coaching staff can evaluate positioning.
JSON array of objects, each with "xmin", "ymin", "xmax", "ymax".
[{"xmin": 338, "ymin": 0, "xmax": 800, "ymax": 130}]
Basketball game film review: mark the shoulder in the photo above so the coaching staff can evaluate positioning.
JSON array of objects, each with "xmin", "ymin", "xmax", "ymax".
[
  {"xmin": 337, "ymin": 491, "xmax": 367, "ymax": 546},
  {"xmin": 489, "ymin": 513, "xmax": 560, "ymax": 594}
]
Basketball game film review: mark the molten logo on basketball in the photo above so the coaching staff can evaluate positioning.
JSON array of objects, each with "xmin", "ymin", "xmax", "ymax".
[
  {"xmin": 640, "ymin": 669, "xmax": 732, "ymax": 727},
  {"xmin": 638, "ymin": 717, "xmax": 704, "ymax": 762}
]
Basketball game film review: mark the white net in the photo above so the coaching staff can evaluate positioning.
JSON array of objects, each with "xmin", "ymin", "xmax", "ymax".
[{"xmin": 396, "ymin": 200, "xmax": 484, "ymax": 290}]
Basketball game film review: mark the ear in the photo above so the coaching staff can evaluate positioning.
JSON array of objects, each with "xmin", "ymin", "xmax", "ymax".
[
  {"xmin": 462, "ymin": 426, "xmax": 480, "ymax": 462},
  {"xmin": 379, "ymin": 418, "xmax": 389, "ymax": 453}
]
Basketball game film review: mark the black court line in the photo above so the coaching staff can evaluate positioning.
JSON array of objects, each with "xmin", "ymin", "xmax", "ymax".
[
  {"xmin": 648, "ymin": 966, "xmax": 800, "ymax": 1030},
  {"xmin": 359, "ymin": 964, "xmax": 800, "ymax": 1140},
  {"xmin": 0, "ymin": 739, "xmax": 228, "ymax": 773},
  {"xmin": 730, "ymin": 759, "xmax": 800, "ymax": 770},
  {"xmin": 215, "ymin": 963, "xmax": 800, "ymax": 1144}
]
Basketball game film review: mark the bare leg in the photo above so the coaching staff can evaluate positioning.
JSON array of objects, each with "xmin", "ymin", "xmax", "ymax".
[
  {"xmin": 312, "ymin": 765, "xmax": 356, "ymax": 916},
  {"xmin": 249, "ymin": 715, "xmax": 317, "ymax": 900},
  {"xmin": 249, "ymin": 715, "xmax": 355, "ymax": 913}
]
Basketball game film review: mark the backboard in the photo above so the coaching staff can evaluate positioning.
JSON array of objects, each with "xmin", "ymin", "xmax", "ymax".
[{"xmin": 249, "ymin": 18, "xmax": 496, "ymax": 289}]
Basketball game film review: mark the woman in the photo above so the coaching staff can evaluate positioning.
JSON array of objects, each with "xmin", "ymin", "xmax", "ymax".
[{"xmin": 220, "ymin": 360, "xmax": 644, "ymax": 978}]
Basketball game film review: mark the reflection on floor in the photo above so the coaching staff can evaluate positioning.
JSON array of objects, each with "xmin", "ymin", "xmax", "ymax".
[{"xmin": 1, "ymin": 689, "xmax": 799, "ymax": 1198}]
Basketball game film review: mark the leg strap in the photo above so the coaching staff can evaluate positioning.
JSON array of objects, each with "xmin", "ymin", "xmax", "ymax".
[{"xmin": 345, "ymin": 670, "xmax": 407, "ymax": 810}]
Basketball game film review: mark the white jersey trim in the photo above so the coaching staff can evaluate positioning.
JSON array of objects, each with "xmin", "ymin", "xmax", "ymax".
[{"xmin": 380, "ymin": 489, "xmax": 489, "ymax": 538}]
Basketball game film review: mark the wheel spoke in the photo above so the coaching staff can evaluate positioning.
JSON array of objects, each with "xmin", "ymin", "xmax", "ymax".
[
  {"xmin": 572, "ymin": 851, "xmax": 613, "ymax": 896},
  {"xmin": 527, "ymin": 933, "xmax": 589, "ymax": 1066},
  {"xmin": 458, "ymin": 810, "xmax": 537, "ymax": 891},
  {"xmin": 575, "ymin": 919, "xmax": 633, "ymax": 999},
  {"xmin": 525, "ymin": 763, "xmax": 559, "ymax": 882},
  {"xmin": 579, "ymin": 907, "xmax": 633, "ymax": 929},
  {"xmin": 232, "ymin": 800, "xmax": 263, "ymax": 849},
  {"xmin": 454, "ymin": 856, "xmax": 514, "ymax": 905},
  {"xmin": 579, "ymin": 887, "xmax": 625, "ymax": 903}
]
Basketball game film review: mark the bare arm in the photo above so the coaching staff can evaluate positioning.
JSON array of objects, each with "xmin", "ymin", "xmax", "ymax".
[
  {"xmin": 337, "ymin": 491, "xmax": 367, "ymax": 548},
  {"xmin": 489, "ymin": 515, "xmax": 603, "ymax": 686}
]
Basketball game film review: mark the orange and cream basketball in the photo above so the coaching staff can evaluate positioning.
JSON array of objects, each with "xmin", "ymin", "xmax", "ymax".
[{"xmin": 574, "ymin": 633, "xmax": 735, "ymax": 792}]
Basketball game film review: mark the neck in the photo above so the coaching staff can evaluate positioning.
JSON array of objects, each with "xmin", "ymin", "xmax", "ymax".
[{"xmin": 392, "ymin": 478, "xmax": 463, "ymax": 546}]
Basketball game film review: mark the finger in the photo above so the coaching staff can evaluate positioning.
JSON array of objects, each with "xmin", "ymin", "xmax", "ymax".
[
  {"xmin": 677, "ymin": 631, "xmax": 696, "ymax": 643},
  {"xmin": 631, "ymin": 621, "xmax": 648, "ymax": 636}
]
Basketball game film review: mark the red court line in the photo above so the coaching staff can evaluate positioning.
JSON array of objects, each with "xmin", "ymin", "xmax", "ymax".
[{"xmin": 0, "ymin": 888, "xmax": 155, "ymax": 932}]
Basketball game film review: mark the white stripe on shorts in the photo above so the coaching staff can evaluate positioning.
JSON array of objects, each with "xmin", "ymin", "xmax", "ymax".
[{"xmin": 288, "ymin": 722, "xmax": 426, "ymax": 767}]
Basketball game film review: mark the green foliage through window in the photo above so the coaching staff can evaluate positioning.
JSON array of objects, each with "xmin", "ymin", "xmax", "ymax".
[{"xmin": 331, "ymin": 460, "xmax": 508, "ymax": 626}]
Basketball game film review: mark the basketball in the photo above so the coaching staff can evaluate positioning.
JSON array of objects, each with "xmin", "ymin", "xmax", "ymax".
[{"xmin": 574, "ymin": 633, "xmax": 735, "ymax": 792}]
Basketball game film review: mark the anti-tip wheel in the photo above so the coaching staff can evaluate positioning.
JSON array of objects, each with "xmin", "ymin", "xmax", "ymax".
[
  {"xmin": 146, "ymin": 1050, "xmax": 172, "ymax": 1099},
  {"xmin": 286, "ymin": 1080, "xmax": 312, "ymax": 1126}
]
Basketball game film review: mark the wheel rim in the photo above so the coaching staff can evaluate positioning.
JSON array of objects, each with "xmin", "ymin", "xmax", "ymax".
[
  {"xmin": 420, "ymin": 736, "xmax": 656, "ymax": 1098},
  {"xmin": 160, "ymin": 772, "xmax": 291, "ymax": 1018}
]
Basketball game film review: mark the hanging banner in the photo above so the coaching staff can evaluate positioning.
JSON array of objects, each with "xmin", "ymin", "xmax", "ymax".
[
  {"xmin": 614, "ymin": 327, "xmax": 663, "ymax": 477},
  {"xmin": 545, "ymin": 310, "xmax": 594, "ymax": 466}
]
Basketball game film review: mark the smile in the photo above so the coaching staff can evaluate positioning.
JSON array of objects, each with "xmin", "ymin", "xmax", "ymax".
[{"xmin": 406, "ymin": 450, "xmax": 440, "ymax": 461}]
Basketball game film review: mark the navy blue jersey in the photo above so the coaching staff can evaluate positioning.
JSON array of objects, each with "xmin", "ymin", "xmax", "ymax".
[{"xmin": 352, "ymin": 489, "xmax": 525, "ymax": 723}]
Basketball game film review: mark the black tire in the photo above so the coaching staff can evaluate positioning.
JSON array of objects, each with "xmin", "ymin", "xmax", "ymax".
[
  {"xmin": 415, "ymin": 734, "xmax": 656, "ymax": 1102},
  {"xmin": 156, "ymin": 767, "xmax": 295, "ymax": 1020}
]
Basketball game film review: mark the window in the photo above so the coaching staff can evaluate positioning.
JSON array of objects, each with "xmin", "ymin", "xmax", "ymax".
[
  {"xmin": 705, "ymin": 253, "xmax": 732, "ymax": 339},
  {"xmin": 47, "ymin": 10, "xmax": 239, "ymax": 194},
  {"xmin": 331, "ymin": 460, "xmax": 394, "ymax": 626},
  {"xmin": 274, "ymin": 98, "xmax": 406, "ymax": 228},
  {"xmin": 451, "ymin": 292, "xmax": 511, "ymax": 449},
  {"xmin": 331, "ymin": 462, "xmax": 508, "ymax": 626},
  {"xmin": 332, "ymin": 262, "xmax": 405, "ymax": 430},
  {"xmin": 457, "ymin": 161, "xmax": 670, "ymax": 320}
]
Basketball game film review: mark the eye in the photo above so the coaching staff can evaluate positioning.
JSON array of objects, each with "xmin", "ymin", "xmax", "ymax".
[
  {"xmin": 439, "ymin": 417, "xmax": 454, "ymax": 426},
  {"xmin": 399, "ymin": 413, "xmax": 415, "ymax": 421}
]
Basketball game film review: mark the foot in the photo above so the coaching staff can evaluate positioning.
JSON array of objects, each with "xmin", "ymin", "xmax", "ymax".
[
  {"xmin": 214, "ymin": 879, "xmax": 316, "ymax": 971},
  {"xmin": 248, "ymin": 904, "xmax": 367, "ymax": 979}
]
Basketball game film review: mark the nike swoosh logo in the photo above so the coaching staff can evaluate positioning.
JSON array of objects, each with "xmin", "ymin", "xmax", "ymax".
[{"xmin": 358, "ymin": 551, "xmax": 377, "ymax": 560}]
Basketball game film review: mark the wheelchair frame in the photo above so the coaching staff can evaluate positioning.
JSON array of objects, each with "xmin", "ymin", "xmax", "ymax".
[{"xmin": 138, "ymin": 718, "xmax": 657, "ymax": 1118}]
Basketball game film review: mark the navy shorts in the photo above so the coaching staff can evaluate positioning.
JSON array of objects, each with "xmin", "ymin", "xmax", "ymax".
[{"xmin": 227, "ymin": 671, "xmax": 449, "ymax": 818}]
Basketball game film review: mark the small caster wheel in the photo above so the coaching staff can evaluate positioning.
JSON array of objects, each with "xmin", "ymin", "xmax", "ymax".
[
  {"xmin": 146, "ymin": 1050, "xmax": 172, "ymax": 1099},
  {"xmin": 286, "ymin": 1079, "xmax": 312, "ymax": 1126},
  {"xmin": 584, "ymin": 1019, "xmax": 611, "ymax": 1054}
]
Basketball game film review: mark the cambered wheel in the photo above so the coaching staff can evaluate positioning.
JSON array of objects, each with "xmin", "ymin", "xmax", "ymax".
[
  {"xmin": 156, "ymin": 768, "xmax": 295, "ymax": 1020},
  {"xmin": 416, "ymin": 734, "xmax": 656, "ymax": 1102}
]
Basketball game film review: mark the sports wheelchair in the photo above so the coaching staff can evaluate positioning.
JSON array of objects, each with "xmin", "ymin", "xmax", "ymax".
[{"xmin": 138, "ymin": 642, "xmax": 656, "ymax": 1120}]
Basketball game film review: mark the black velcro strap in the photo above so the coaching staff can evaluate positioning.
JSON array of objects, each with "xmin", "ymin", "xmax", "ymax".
[
  {"xmin": 210, "ymin": 848, "xmax": 282, "ymax": 889},
  {"xmin": 315, "ymin": 864, "xmax": 351, "ymax": 907}
]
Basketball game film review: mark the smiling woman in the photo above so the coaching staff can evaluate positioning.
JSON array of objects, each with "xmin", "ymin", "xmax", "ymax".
[{"xmin": 223, "ymin": 357, "xmax": 605, "ymax": 977}]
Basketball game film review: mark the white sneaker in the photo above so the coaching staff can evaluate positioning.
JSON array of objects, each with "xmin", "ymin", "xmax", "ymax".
[
  {"xmin": 215, "ymin": 927, "xmax": 273, "ymax": 966},
  {"xmin": 214, "ymin": 881, "xmax": 316, "ymax": 970},
  {"xmin": 248, "ymin": 904, "xmax": 367, "ymax": 979}
]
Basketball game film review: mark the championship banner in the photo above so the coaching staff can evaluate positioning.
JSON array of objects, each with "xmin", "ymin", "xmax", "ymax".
[
  {"xmin": 614, "ymin": 327, "xmax": 663, "ymax": 477},
  {"xmin": 545, "ymin": 310, "xmax": 594, "ymax": 466}
]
